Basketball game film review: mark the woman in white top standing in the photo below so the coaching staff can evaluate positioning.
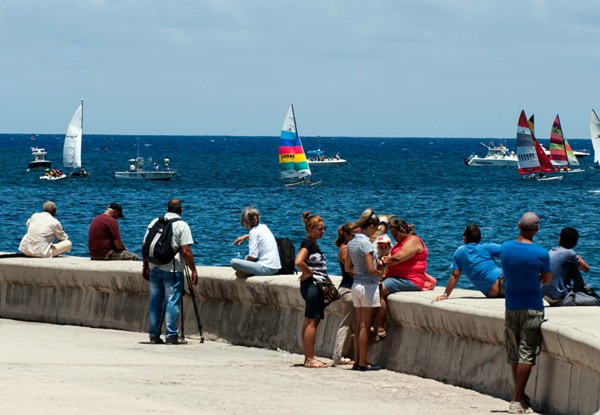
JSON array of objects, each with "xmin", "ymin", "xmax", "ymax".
[
  {"xmin": 346, "ymin": 208, "xmax": 384, "ymax": 371},
  {"xmin": 231, "ymin": 207, "xmax": 281, "ymax": 278}
]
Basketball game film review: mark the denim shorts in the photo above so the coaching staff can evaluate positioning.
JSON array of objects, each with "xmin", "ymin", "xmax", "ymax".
[
  {"xmin": 300, "ymin": 279, "xmax": 325, "ymax": 320},
  {"xmin": 351, "ymin": 280, "xmax": 380, "ymax": 308},
  {"xmin": 382, "ymin": 277, "xmax": 420, "ymax": 294},
  {"xmin": 504, "ymin": 309, "xmax": 545, "ymax": 366}
]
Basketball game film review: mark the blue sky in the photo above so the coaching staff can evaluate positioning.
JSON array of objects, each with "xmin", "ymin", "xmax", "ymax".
[{"xmin": 1, "ymin": 1, "xmax": 599, "ymax": 138}]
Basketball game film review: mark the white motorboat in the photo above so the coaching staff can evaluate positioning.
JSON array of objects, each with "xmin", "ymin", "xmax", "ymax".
[
  {"xmin": 114, "ymin": 140, "xmax": 175, "ymax": 181},
  {"xmin": 27, "ymin": 147, "xmax": 52, "ymax": 171},
  {"xmin": 465, "ymin": 142, "xmax": 517, "ymax": 167},
  {"xmin": 114, "ymin": 156, "xmax": 175, "ymax": 181},
  {"xmin": 307, "ymin": 149, "xmax": 347, "ymax": 165}
]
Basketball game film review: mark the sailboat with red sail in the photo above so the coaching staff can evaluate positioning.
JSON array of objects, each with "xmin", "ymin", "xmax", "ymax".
[{"xmin": 516, "ymin": 110, "xmax": 562, "ymax": 181}]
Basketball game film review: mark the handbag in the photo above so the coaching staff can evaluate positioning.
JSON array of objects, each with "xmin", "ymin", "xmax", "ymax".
[{"xmin": 317, "ymin": 277, "xmax": 340, "ymax": 306}]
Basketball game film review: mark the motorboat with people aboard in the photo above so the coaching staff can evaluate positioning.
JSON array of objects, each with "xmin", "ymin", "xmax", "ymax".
[
  {"xmin": 307, "ymin": 149, "xmax": 347, "ymax": 166},
  {"xmin": 40, "ymin": 168, "xmax": 67, "ymax": 181},
  {"xmin": 114, "ymin": 139, "xmax": 175, "ymax": 181}
]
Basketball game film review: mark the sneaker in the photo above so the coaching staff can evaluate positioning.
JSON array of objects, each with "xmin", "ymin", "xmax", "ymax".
[
  {"xmin": 165, "ymin": 337, "xmax": 187, "ymax": 345},
  {"xmin": 357, "ymin": 365, "xmax": 382, "ymax": 371},
  {"xmin": 509, "ymin": 401, "xmax": 533, "ymax": 414},
  {"xmin": 332, "ymin": 357, "xmax": 353, "ymax": 366},
  {"xmin": 149, "ymin": 336, "xmax": 163, "ymax": 344}
]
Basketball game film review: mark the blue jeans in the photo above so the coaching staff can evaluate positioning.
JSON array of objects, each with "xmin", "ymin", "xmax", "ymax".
[
  {"xmin": 382, "ymin": 277, "xmax": 420, "ymax": 294},
  {"xmin": 230, "ymin": 258, "xmax": 279, "ymax": 276},
  {"xmin": 148, "ymin": 267, "xmax": 183, "ymax": 339}
]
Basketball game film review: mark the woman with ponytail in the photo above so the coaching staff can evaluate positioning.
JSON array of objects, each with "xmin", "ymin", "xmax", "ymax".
[{"xmin": 294, "ymin": 211, "xmax": 329, "ymax": 368}]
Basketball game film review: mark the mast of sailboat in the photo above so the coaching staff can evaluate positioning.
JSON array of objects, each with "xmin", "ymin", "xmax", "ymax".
[
  {"xmin": 558, "ymin": 114, "xmax": 570, "ymax": 169},
  {"xmin": 290, "ymin": 104, "xmax": 299, "ymax": 143},
  {"xmin": 81, "ymin": 98, "xmax": 84, "ymax": 132}
]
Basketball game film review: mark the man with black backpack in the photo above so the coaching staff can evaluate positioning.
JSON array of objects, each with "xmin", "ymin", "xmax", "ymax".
[{"xmin": 142, "ymin": 199, "xmax": 198, "ymax": 345}]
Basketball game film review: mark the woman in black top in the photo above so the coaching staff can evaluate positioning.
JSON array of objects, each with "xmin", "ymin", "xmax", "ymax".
[{"xmin": 294, "ymin": 211, "xmax": 328, "ymax": 368}]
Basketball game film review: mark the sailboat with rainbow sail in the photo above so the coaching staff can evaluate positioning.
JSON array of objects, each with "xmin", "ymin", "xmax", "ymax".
[
  {"xmin": 549, "ymin": 114, "xmax": 583, "ymax": 173},
  {"xmin": 278, "ymin": 105, "xmax": 321, "ymax": 187},
  {"xmin": 516, "ymin": 110, "xmax": 562, "ymax": 181}
]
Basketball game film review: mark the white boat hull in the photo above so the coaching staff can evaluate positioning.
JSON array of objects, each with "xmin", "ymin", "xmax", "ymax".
[
  {"xmin": 308, "ymin": 159, "xmax": 347, "ymax": 166},
  {"xmin": 114, "ymin": 171, "xmax": 175, "ymax": 181},
  {"xmin": 40, "ymin": 173, "xmax": 67, "ymax": 181},
  {"xmin": 466, "ymin": 156, "xmax": 517, "ymax": 167}
]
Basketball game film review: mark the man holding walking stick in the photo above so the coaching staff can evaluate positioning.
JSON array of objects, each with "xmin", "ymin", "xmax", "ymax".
[{"xmin": 142, "ymin": 199, "xmax": 198, "ymax": 345}]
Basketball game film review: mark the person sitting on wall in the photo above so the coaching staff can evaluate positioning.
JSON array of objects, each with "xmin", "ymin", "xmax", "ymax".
[
  {"xmin": 19, "ymin": 201, "xmax": 72, "ymax": 258},
  {"xmin": 542, "ymin": 227, "xmax": 600, "ymax": 306},
  {"xmin": 88, "ymin": 202, "xmax": 139, "ymax": 261},
  {"xmin": 432, "ymin": 224, "xmax": 504, "ymax": 302},
  {"xmin": 230, "ymin": 207, "xmax": 281, "ymax": 278}
]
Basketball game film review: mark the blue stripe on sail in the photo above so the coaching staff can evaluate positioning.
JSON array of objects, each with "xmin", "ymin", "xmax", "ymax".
[{"xmin": 280, "ymin": 130, "xmax": 296, "ymax": 141}]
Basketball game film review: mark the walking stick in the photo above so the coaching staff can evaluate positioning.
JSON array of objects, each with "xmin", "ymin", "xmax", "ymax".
[{"xmin": 184, "ymin": 266, "xmax": 204, "ymax": 343}]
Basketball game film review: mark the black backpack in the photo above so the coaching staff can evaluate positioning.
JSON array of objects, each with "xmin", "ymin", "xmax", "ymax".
[
  {"xmin": 276, "ymin": 237, "xmax": 296, "ymax": 275},
  {"xmin": 142, "ymin": 217, "xmax": 181, "ymax": 265}
]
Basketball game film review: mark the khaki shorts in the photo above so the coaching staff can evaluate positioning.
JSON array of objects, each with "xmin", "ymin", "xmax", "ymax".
[{"xmin": 504, "ymin": 309, "xmax": 545, "ymax": 366}]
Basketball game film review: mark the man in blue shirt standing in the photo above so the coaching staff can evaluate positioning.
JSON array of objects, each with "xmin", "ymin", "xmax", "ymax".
[
  {"xmin": 432, "ymin": 224, "xmax": 504, "ymax": 302},
  {"xmin": 500, "ymin": 212, "xmax": 551, "ymax": 414}
]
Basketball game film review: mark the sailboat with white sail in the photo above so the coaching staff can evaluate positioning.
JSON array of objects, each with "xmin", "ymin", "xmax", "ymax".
[
  {"xmin": 279, "ymin": 105, "xmax": 321, "ymax": 186},
  {"xmin": 63, "ymin": 99, "xmax": 89, "ymax": 177},
  {"xmin": 590, "ymin": 109, "xmax": 600, "ymax": 169},
  {"xmin": 516, "ymin": 110, "xmax": 562, "ymax": 181},
  {"xmin": 549, "ymin": 114, "xmax": 583, "ymax": 173}
]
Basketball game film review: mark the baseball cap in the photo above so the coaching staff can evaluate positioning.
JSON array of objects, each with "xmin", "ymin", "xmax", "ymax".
[
  {"xmin": 518, "ymin": 212, "xmax": 539, "ymax": 230},
  {"xmin": 108, "ymin": 202, "xmax": 124, "ymax": 218},
  {"xmin": 377, "ymin": 234, "xmax": 391, "ymax": 245}
]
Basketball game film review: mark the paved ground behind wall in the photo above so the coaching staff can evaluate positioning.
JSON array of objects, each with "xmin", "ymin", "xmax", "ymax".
[{"xmin": 0, "ymin": 319, "xmax": 536, "ymax": 415}]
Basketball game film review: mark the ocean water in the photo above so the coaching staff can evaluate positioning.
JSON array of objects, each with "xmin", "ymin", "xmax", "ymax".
[{"xmin": 2, "ymin": 133, "xmax": 599, "ymax": 291}]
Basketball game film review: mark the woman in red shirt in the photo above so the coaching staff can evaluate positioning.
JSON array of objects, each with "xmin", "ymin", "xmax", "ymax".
[{"xmin": 375, "ymin": 218, "xmax": 428, "ymax": 336}]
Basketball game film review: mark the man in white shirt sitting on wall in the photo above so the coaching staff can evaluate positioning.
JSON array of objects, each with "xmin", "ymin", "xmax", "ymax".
[{"xmin": 19, "ymin": 201, "xmax": 72, "ymax": 258}]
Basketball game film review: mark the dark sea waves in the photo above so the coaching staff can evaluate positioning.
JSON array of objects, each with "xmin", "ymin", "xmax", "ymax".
[{"xmin": 2, "ymin": 134, "xmax": 599, "ymax": 291}]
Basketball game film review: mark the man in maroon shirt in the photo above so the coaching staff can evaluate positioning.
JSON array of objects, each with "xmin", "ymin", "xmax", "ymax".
[{"xmin": 88, "ymin": 202, "xmax": 139, "ymax": 261}]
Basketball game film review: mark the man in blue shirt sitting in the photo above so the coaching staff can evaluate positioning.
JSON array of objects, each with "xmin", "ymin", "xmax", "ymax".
[
  {"xmin": 432, "ymin": 224, "xmax": 504, "ymax": 302},
  {"xmin": 542, "ymin": 227, "xmax": 600, "ymax": 307}
]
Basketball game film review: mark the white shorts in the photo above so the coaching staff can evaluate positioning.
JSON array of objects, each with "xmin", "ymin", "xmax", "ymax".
[{"xmin": 351, "ymin": 281, "xmax": 380, "ymax": 308}]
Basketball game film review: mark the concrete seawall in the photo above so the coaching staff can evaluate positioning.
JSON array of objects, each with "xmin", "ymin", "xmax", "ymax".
[{"xmin": 0, "ymin": 255, "xmax": 599, "ymax": 415}]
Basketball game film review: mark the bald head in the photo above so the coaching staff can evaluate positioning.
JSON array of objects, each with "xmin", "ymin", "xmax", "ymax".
[
  {"xmin": 167, "ymin": 199, "xmax": 182, "ymax": 214},
  {"xmin": 43, "ymin": 201, "xmax": 57, "ymax": 216}
]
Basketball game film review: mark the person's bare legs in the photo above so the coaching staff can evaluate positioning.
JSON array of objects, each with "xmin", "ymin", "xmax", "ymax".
[
  {"xmin": 356, "ymin": 307, "xmax": 375, "ymax": 367},
  {"xmin": 511, "ymin": 363, "xmax": 532, "ymax": 402},
  {"xmin": 302, "ymin": 317, "xmax": 326, "ymax": 368},
  {"xmin": 234, "ymin": 270, "xmax": 251, "ymax": 278},
  {"xmin": 374, "ymin": 284, "xmax": 389, "ymax": 336}
]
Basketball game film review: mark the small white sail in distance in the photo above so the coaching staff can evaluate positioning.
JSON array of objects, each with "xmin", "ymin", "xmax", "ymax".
[{"xmin": 63, "ymin": 99, "xmax": 83, "ymax": 169}]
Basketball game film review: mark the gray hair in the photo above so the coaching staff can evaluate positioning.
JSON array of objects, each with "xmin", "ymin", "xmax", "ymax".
[
  {"xmin": 241, "ymin": 206, "xmax": 260, "ymax": 228},
  {"xmin": 43, "ymin": 201, "xmax": 56, "ymax": 214}
]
